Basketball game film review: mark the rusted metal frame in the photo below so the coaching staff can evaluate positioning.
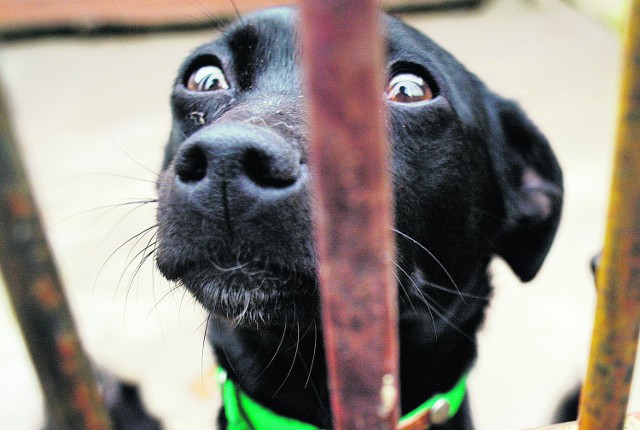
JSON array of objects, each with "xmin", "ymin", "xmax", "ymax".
[
  {"xmin": 578, "ymin": 1, "xmax": 640, "ymax": 429},
  {"xmin": 300, "ymin": 1, "xmax": 400, "ymax": 430},
  {"xmin": 0, "ymin": 0, "xmax": 480, "ymax": 40},
  {"xmin": 0, "ymin": 81, "xmax": 112, "ymax": 429}
]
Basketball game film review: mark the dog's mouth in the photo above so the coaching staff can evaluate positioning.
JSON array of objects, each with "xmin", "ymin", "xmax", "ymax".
[{"xmin": 159, "ymin": 252, "xmax": 319, "ymax": 327}]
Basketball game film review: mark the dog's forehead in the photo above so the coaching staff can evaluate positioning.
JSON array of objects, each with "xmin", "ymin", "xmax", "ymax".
[
  {"xmin": 384, "ymin": 16, "xmax": 454, "ymax": 69},
  {"xmin": 180, "ymin": 6, "xmax": 483, "ymax": 125},
  {"xmin": 222, "ymin": 7, "xmax": 297, "ymax": 52},
  {"xmin": 193, "ymin": 7, "xmax": 453, "ymax": 72},
  {"xmin": 184, "ymin": 7, "xmax": 299, "ymax": 91}
]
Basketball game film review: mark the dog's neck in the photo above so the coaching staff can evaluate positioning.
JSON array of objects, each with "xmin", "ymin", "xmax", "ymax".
[
  {"xmin": 211, "ymin": 320, "xmax": 331, "ymax": 426},
  {"xmin": 209, "ymin": 284, "xmax": 486, "ymax": 430}
]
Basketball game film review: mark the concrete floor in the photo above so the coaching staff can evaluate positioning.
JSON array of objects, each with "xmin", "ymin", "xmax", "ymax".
[{"xmin": 0, "ymin": 0, "xmax": 631, "ymax": 428}]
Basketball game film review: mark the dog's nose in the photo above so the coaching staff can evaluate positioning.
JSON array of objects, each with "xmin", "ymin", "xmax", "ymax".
[{"xmin": 173, "ymin": 124, "xmax": 303, "ymax": 205}]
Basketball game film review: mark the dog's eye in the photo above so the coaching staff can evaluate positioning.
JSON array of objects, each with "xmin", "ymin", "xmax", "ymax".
[
  {"xmin": 385, "ymin": 73, "xmax": 433, "ymax": 103},
  {"xmin": 186, "ymin": 65, "xmax": 230, "ymax": 92}
]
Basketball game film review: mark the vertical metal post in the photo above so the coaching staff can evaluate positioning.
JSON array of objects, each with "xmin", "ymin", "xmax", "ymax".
[
  {"xmin": 300, "ymin": 2, "xmax": 400, "ymax": 430},
  {"xmin": 0, "ymin": 81, "xmax": 112, "ymax": 429},
  {"xmin": 579, "ymin": 1, "xmax": 640, "ymax": 429}
]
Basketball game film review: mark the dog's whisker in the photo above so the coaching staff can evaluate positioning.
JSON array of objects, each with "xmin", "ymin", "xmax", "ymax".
[
  {"xmin": 94, "ymin": 224, "xmax": 158, "ymax": 293},
  {"xmin": 250, "ymin": 321, "xmax": 288, "ymax": 385},
  {"xmin": 70, "ymin": 172, "xmax": 159, "ymax": 184},
  {"xmin": 138, "ymin": 267, "xmax": 167, "ymax": 339},
  {"xmin": 109, "ymin": 137, "xmax": 160, "ymax": 178},
  {"xmin": 148, "ymin": 255, "xmax": 170, "ymax": 330},
  {"xmin": 123, "ymin": 228, "xmax": 158, "ymax": 275},
  {"xmin": 97, "ymin": 200, "xmax": 158, "ymax": 251},
  {"xmin": 133, "ymin": 240, "xmax": 159, "ymax": 282},
  {"xmin": 397, "ymin": 258, "xmax": 490, "ymax": 302},
  {"xmin": 304, "ymin": 319, "xmax": 318, "ymax": 389},
  {"xmin": 122, "ymin": 233, "xmax": 158, "ymax": 298},
  {"xmin": 273, "ymin": 320, "xmax": 300, "ymax": 399},
  {"xmin": 284, "ymin": 320, "xmax": 315, "ymax": 353},
  {"xmin": 414, "ymin": 290, "xmax": 477, "ymax": 345},
  {"xmin": 214, "ymin": 318, "xmax": 243, "ymax": 385},
  {"xmin": 143, "ymin": 283, "xmax": 182, "ymax": 327},
  {"xmin": 181, "ymin": 0, "xmax": 228, "ymax": 30},
  {"xmin": 100, "ymin": 223, "xmax": 157, "ymax": 271},
  {"xmin": 119, "ymin": 233, "xmax": 158, "ymax": 292},
  {"xmin": 394, "ymin": 261, "xmax": 437, "ymax": 340},
  {"xmin": 230, "ymin": 0, "xmax": 244, "ymax": 22},
  {"xmin": 201, "ymin": 314, "xmax": 212, "ymax": 390},
  {"xmin": 424, "ymin": 280, "xmax": 490, "ymax": 301},
  {"xmin": 179, "ymin": 283, "xmax": 190, "ymax": 314},
  {"xmin": 295, "ymin": 330, "xmax": 330, "ymax": 420},
  {"xmin": 51, "ymin": 199, "xmax": 157, "ymax": 230},
  {"xmin": 391, "ymin": 227, "xmax": 466, "ymax": 304},
  {"xmin": 124, "ymin": 245, "xmax": 158, "ymax": 308},
  {"xmin": 393, "ymin": 269, "xmax": 417, "ymax": 312}
]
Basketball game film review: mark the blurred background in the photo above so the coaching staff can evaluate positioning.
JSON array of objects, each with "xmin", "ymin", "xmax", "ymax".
[{"xmin": 0, "ymin": 0, "xmax": 633, "ymax": 428}]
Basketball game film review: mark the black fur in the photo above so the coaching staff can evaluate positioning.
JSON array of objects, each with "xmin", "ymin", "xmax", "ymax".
[{"xmin": 154, "ymin": 7, "xmax": 563, "ymax": 429}]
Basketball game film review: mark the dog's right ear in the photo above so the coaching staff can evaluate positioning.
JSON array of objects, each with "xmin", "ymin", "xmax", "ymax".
[{"xmin": 486, "ymin": 96, "xmax": 563, "ymax": 282}]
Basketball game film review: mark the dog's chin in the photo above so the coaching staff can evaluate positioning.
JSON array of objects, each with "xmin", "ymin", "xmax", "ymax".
[{"xmin": 165, "ymin": 262, "xmax": 319, "ymax": 328}]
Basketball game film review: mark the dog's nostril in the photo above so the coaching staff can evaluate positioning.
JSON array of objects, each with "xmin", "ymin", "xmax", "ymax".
[
  {"xmin": 243, "ymin": 148, "xmax": 298, "ymax": 188},
  {"xmin": 176, "ymin": 145, "xmax": 208, "ymax": 183}
]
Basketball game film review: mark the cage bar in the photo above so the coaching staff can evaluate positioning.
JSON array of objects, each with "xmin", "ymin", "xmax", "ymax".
[
  {"xmin": 0, "ymin": 81, "xmax": 112, "ymax": 429},
  {"xmin": 300, "ymin": 1, "xmax": 400, "ymax": 429},
  {"xmin": 578, "ymin": 1, "xmax": 640, "ymax": 429}
]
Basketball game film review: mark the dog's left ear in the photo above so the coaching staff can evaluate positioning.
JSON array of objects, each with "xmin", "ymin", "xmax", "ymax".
[{"xmin": 487, "ymin": 96, "xmax": 563, "ymax": 282}]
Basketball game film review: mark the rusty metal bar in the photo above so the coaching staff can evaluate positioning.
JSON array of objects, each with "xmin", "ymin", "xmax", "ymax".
[
  {"xmin": 578, "ymin": 1, "xmax": 640, "ymax": 429},
  {"xmin": 300, "ymin": 1, "xmax": 400, "ymax": 430},
  {"xmin": 0, "ymin": 81, "xmax": 112, "ymax": 429}
]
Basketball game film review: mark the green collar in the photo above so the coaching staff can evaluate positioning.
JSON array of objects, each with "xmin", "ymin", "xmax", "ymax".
[{"xmin": 218, "ymin": 368, "xmax": 467, "ymax": 430}]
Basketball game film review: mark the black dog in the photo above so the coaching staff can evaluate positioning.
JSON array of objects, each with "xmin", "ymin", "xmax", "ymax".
[{"xmin": 153, "ymin": 7, "xmax": 562, "ymax": 430}]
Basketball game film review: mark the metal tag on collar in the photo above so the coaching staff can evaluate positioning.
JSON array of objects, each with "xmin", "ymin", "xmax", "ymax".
[
  {"xmin": 397, "ymin": 373, "xmax": 467, "ymax": 430},
  {"xmin": 396, "ymin": 398, "xmax": 451, "ymax": 430},
  {"xmin": 430, "ymin": 398, "xmax": 451, "ymax": 425}
]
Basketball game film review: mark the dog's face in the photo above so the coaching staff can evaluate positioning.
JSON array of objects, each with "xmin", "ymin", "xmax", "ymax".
[{"xmin": 156, "ymin": 7, "xmax": 562, "ymax": 330}]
